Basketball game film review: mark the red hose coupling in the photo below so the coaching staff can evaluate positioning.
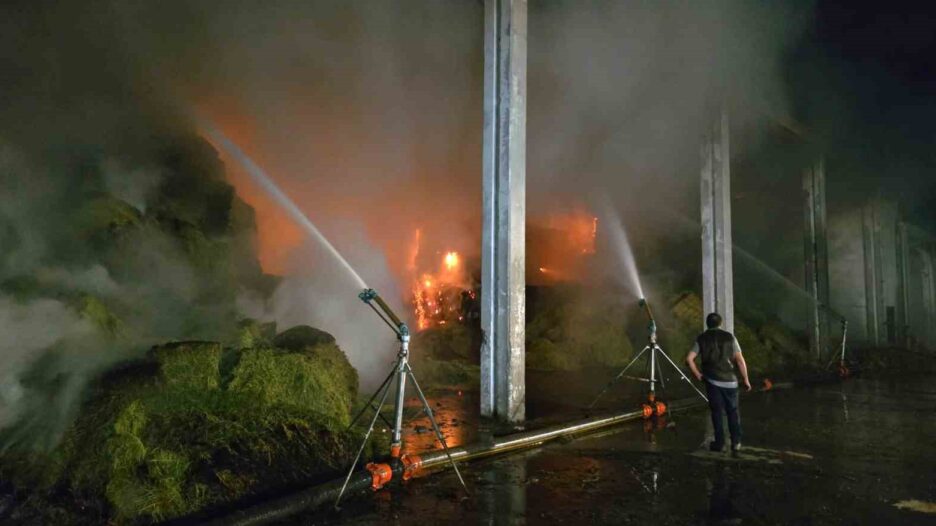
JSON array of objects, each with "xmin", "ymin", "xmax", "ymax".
[
  {"xmin": 365, "ymin": 462, "xmax": 393, "ymax": 491},
  {"xmin": 400, "ymin": 454, "xmax": 424, "ymax": 481}
]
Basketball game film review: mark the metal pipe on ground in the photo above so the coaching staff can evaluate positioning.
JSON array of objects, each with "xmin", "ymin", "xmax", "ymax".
[{"xmin": 192, "ymin": 396, "xmax": 709, "ymax": 526}]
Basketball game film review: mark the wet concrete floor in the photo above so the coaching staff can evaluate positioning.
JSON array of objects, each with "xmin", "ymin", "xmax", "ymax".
[{"xmin": 299, "ymin": 374, "xmax": 936, "ymax": 525}]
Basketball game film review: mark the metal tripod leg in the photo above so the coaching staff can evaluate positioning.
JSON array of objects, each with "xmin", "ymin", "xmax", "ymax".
[
  {"xmin": 348, "ymin": 367, "xmax": 396, "ymax": 430},
  {"xmin": 655, "ymin": 344, "xmax": 708, "ymax": 402},
  {"xmin": 653, "ymin": 346, "xmax": 666, "ymax": 392},
  {"xmin": 405, "ymin": 363, "xmax": 470, "ymax": 495},
  {"xmin": 588, "ymin": 345, "xmax": 651, "ymax": 409},
  {"xmin": 335, "ymin": 366, "xmax": 395, "ymax": 508}
]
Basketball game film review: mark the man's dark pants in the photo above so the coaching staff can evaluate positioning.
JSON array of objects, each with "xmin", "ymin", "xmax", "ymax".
[{"xmin": 705, "ymin": 380, "xmax": 742, "ymax": 449}]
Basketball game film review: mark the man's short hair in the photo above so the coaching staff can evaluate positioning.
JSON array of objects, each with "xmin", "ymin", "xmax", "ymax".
[{"xmin": 706, "ymin": 312, "xmax": 723, "ymax": 329}]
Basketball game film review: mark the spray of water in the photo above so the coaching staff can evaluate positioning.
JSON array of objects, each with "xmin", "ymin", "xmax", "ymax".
[
  {"xmin": 600, "ymin": 200, "xmax": 645, "ymax": 300},
  {"xmin": 197, "ymin": 119, "xmax": 368, "ymax": 290},
  {"xmin": 650, "ymin": 206, "xmax": 846, "ymax": 319}
]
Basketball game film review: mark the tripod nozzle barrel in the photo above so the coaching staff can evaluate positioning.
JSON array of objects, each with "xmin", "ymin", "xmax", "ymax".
[
  {"xmin": 360, "ymin": 288, "xmax": 409, "ymax": 337},
  {"xmin": 638, "ymin": 298, "xmax": 656, "ymax": 323}
]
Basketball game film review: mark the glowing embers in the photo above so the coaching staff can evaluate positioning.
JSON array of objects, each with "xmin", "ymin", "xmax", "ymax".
[{"xmin": 409, "ymin": 230, "xmax": 473, "ymax": 331}]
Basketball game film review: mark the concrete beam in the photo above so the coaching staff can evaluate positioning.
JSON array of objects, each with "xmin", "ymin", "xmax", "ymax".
[
  {"xmin": 700, "ymin": 111, "xmax": 734, "ymax": 331},
  {"xmin": 803, "ymin": 159, "xmax": 830, "ymax": 360},
  {"xmin": 480, "ymin": 0, "xmax": 526, "ymax": 423}
]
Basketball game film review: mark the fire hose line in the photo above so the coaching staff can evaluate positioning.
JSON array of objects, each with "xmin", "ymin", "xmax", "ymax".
[
  {"xmin": 172, "ymin": 380, "xmax": 799, "ymax": 526},
  {"xmin": 186, "ymin": 397, "xmax": 716, "ymax": 526}
]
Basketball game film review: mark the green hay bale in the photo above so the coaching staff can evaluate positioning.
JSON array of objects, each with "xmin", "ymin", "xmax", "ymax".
[
  {"xmin": 272, "ymin": 325, "xmax": 336, "ymax": 350},
  {"xmin": 734, "ymin": 322, "xmax": 770, "ymax": 376},
  {"xmin": 667, "ymin": 292, "xmax": 810, "ymax": 376},
  {"xmin": 150, "ymin": 341, "xmax": 222, "ymax": 390},
  {"xmin": 526, "ymin": 338, "xmax": 579, "ymax": 371},
  {"xmin": 670, "ymin": 291, "xmax": 705, "ymax": 328},
  {"xmin": 75, "ymin": 195, "xmax": 142, "ymax": 240},
  {"xmin": 408, "ymin": 357, "xmax": 480, "ymax": 389},
  {"xmin": 235, "ymin": 319, "xmax": 277, "ymax": 349},
  {"xmin": 412, "ymin": 324, "xmax": 473, "ymax": 361},
  {"xmin": 526, "ymin": 285, "xmax": 633, "ymax": 371},
  {"xmin": 227, "ymin": 344, "xmax": 356, "ymax": 428},
  {"xmin": 106, "ymin": 448, "xmax": 193, "ymax": 524},
  {"xmin": 77, "ymin": 294, "xmax": 124, "ymax": 337},
  {"xmin": 2, "ymin": 333, "xmax": 370, "ymax": 524}
]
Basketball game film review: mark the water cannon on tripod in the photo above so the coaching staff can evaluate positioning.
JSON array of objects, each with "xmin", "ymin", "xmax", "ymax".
[
  {"xmin": 359, "ymin": 288, "xmax": 409, "ymax": 340},
  {"xmin": 337, "ymin": 288, "xmax": 467, "ymax": 507},
  {"xmin": 638, "ymin": 298, "xmax": 657, "ymax": 344},
  {"xmin": 810, "ymin": 300, "xmax": 851, "ymax": 378},
  {"xmin": 589, "ymin": 295, "xmax": 708, "ymax": 414}
]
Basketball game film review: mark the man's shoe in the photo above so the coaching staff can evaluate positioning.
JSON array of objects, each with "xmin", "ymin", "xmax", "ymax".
[
  {"xmin": 731, "ymin": 443, "xmax": 742, "ymax": 457},
  {"xmin": 709, "ymin": 442, "xmax": 725, "ymax": 452}
]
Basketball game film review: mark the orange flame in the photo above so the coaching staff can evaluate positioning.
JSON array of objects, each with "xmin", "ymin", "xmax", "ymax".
[
  {"xmin": 409, "ymin": 231, "xmax": 470, "ymax": 330},
  {"xmin": 444, "ymin": 251, "xmax": 459, "ymax": 271}
]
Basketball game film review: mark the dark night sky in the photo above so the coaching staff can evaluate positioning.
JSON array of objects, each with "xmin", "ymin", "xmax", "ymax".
[
  {"xmin": 800, "ymin": 1, "xmax": 936, "ymax": 228},
  {"xmin": 817, "ymin": 1, "xmax": 936, "ymax": 92}
]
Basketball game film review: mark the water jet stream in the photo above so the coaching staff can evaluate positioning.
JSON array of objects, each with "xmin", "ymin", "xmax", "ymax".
[
  {"xmin": 197, "ymin": 119, "xmax": 368, "ymax": 290},
  {"xmin": 600, "ymin": 200, "xmax": 645, "ymax": 300}
]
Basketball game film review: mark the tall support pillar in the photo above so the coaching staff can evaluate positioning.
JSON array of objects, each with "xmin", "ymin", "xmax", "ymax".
[
  {"xmin": 481, "ymin": 0, "xmax": 527, "ymax": 423},
  {"xmin": 803, "ymin": 159, "xmax": 830, "ymax": 360},
  {"xmin": 921, "ymin": 247, "xmax": 936, "ymax": 350},
  {"xmin": 700, "ymin": 111, "xmax": 734, "ymax": 331},
  {"xmin": 897, "ymin": 222, "xmax": 911, "ymax": 346},
  {"xmin": 861, "ymin": 202, "xmax": 881, "ymax": 345}
]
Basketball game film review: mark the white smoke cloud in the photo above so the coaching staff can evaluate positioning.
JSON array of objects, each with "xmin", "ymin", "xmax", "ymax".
[{"xmin": 0, "ymin": 297, "xmax": 97, "ymax": 429}]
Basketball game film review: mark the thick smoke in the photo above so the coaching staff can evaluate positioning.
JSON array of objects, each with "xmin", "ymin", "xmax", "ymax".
[
  {"xmin": 0, "ymin": 0, "xmax": 812, "ymax": 445},
  {"xmin": 0, "ymin": 0, "xmax": 267, "ymax": 447},
  {"xmin": 169, "ymin": 1, "xmax": 804, "ymax": 301}
]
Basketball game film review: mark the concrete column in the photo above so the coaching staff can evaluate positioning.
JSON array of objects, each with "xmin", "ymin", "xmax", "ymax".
[
  {"xmin": 861, "ymin": 203, "xmax": 880, "ymax": 345},
  {"xmin": 921, "ymin": 247, "xmax": 936, "ymax": 350},
  {"xmin": 897, "ymin": 222, "xmax": 911, "ymax": 346},
  {"xmin": 700, "ymin": 110, "xmax": 734, "ymax": 332},
  {"xmin": 803, "ymin": 159, "xmax": 830, "ymax": 360},
  {"xmin": 481, "ymin": 0, "xmax": 526, "ymax": 423}
]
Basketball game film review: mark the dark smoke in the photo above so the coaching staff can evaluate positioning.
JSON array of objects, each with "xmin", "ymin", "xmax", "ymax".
[{"xmin": 1, "ymin": 0, "xmax": 873, "ymax": 446}]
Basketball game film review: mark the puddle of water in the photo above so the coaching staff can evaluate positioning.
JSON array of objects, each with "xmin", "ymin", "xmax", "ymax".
[
  {"xmin": 690, "ymin": 445, "xmax": 814, "ymax": 464},
  {"xmin": 314, "ymin": 376, "xmax": 936, "ymax": 525}
]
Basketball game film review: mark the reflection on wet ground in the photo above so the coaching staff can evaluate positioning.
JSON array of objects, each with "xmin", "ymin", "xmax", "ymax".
[{"xmin": 305, "ymin": 374, "xmax": 936, "ymax": 525}]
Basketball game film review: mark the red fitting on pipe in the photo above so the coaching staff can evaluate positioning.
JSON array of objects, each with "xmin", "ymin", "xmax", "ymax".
[
  {"xmin": 400, "ymin": 454, "xmax": 424, "ymax": 481},
  {"xmin": 641, "ymin": 404, "xmax": 654, "ymax": 419},
  {"xmin": 390, "ymin": 443, "xmax": 402, "ymax": 459},
  {"xmin": 365, "ymin": 463, "xmax": 393, "ymax": 491}
]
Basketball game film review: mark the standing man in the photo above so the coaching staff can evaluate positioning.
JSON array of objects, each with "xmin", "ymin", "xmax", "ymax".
[{"xmin": 686, "ymin": 312, "xmax": 752, "ymax": 455}]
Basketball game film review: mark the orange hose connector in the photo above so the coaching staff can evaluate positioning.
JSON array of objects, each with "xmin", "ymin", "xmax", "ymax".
[
  {"xmin": 365, "ymin": 463, "xmax": 393, "ymax": 491},
  {"xmin": 400, "ymin": 454, "xmax": 424, "ymax": 481},
  {"xmin": 641, "ymin": 404, "xmax": 654, "ymax": 419}
]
